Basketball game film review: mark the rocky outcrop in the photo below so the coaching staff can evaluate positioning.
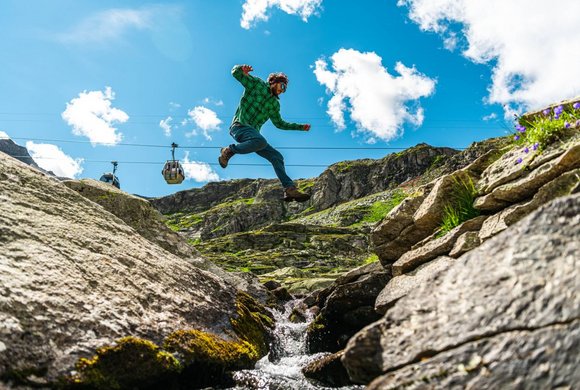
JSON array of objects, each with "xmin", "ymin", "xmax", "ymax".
[
  {"xmin": 151, "ymin": 144, "xmax": 459, "ymax": 241},
  {"xmin": 311, "ymin": 144, "xmax": 458, "ymax": 210},
  {"xmin": 0, "ymin": 137, "xmax": 50, "ymax": 174},
  {"xmin": 342, "ymin": 194, "xmax": 580, "ymax": 385},
  {"xmin": 0, "ymin": 154, "xmax": 271, "ymax": 388}
]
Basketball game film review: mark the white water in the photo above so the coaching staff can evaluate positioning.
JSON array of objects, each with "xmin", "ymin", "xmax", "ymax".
[{"xmin": 230, "ymin": 301, "xmax": 364, "ymax": 390}]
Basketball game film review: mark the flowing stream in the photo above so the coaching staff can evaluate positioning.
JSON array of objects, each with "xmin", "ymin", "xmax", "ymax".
[{"xmin": 229, "ymin": 300, "xmax": 364, "ymax": 390}]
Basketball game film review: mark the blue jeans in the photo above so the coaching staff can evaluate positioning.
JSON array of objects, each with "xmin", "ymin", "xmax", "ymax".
[{"xmin": 229, "ymin": 123, "xmax": 295, "ymax": 189}]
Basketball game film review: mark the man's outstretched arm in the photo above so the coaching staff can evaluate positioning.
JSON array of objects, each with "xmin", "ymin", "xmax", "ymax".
[
  {"xmin": 270, "ymin": 108, "xmax": 310, "ymax": 131},
  {"xmin": 232, "ymin": 64, "xmax": 260, "ymax": 89}
]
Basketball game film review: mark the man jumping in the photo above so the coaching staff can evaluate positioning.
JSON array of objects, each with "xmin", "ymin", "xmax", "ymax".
[{"xmin": 219, "ymin": 64, "xmax": 311, "ymax": 202}]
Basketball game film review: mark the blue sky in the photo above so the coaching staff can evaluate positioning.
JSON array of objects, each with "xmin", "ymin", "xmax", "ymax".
[{"xmin": 1, "ymin": 0, "xmax": 579, "ymax": 197}]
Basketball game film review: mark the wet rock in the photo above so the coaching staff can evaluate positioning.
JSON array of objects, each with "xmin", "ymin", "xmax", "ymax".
[
  {"xmin": 302, "ymin": 350, "xmax": 353, "ymax": 387},
  {"xmin": 343, "ymin": 194, "xmax": 580, "ymax": 385},
  {"xmin": 306, "ymin": 263, "xmax": 390, "ymax": 353}
]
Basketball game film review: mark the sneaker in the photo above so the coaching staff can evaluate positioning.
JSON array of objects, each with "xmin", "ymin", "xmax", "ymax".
[
  {"xmin": 283, "ymin": 187, "xmax": 311, "ymax": 202},
  {"xmin": 218, "ymin": 147, "xmax": 234, "ymax": 168}
]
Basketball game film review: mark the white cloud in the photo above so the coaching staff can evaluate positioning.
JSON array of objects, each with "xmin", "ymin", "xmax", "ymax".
[
  {"xmin": 56, "ymin": 8, "xmax": 154, "ymax": 44},
  {"xmin": 398, "ymin": 0, "xmax": 580, "ymax": 116},
  {"xmin": 160, "ymin": 116, "xmax": 173, "ymax": 137},
  {"xmin": 169, "ymin": 102, "xmax": 181, "ymax": 111},
  {"xmin": 26, "ymin": 142, "xmax": 84, "ymax": 178},
  {"xmin": 182, "ymin": 152, "xmax": 219, "ymax": 182},
  {"xmin": 0, "ymin": 130, "xmax": 9, "ymax": 139},
  {"xmin": 241, "ymin": 0, "xmax": 323, "ymax": 29},
  {"xmin": 314, "ymin": 48, "xmax": 436, "ymax": 142},
  {"xmin": 186, "ymin": 106, "xmax": 222, "ymax": 140},
  {"xmin": 62, "ymin": 87, "xmax": 128, "ymax": 146},
  {"xmin": 203, "ymin": 97, "xmax": 224, "ymax": 106},
  {"xmin": 482, "ymin": 112, "xmax": 497, "ymax": 121}
]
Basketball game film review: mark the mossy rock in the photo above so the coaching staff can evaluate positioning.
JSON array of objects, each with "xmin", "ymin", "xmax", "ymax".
[
  {"xmin": 63, "ymin": 293, "xmax": 274, "ymax": 390},
  {"xmin": 64, "ymin": 337, "xmax": 181, "ymax": 390}
]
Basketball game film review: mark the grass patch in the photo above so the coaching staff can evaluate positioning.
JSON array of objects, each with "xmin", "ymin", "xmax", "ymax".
[
  {"xmin": 437, "ymin": 176, "xmax": 479, "ymax": 237},
  {"xmin": 350, "ymin": 189, "xmax": 407, "ymax": 226}
]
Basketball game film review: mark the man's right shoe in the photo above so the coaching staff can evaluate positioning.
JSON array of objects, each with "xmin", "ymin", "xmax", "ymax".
[
  {"xmin": 283, "ymin": 187, "xmax": 311, "ymax": 202},
  {"xmin": 218, "ymin": 147, "xmax": 234, "ymax": 168}
]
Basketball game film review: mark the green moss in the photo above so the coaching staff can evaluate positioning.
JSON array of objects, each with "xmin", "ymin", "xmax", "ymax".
[
  {"xmin": 66, "ymin": 337, "xmax": 181, "ymax": 389},
  {"xmin": 165, "ymin": 212, "xmax": 203, "ymax": 231},
  {"xmin": 363, "ymin": 254, "xmax": 379, "ymax": 264},
  {"xmin": 163, "ymin": 330, "xmax": 257, "ymax": 371},
  {"xmin": 350, "ymin": 189, "xmax": 407, "ymax": 226},
  {"xmin": 297, "ymin": 179, "xmax": 315, "ymax": 192},
  {"xmin": 230, "ymin": 292, "xmax": 275, "ymax": 358}
]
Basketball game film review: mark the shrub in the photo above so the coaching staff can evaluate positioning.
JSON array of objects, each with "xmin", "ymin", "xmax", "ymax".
[{"xmin": 437, "ymin": 176, "xmax": 479, "ymax": 237}]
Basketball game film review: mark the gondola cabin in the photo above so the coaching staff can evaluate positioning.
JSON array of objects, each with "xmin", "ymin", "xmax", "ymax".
[
  {"xmin": 162, "ymin": 160, "xmax": 185, "ymax": 184},
  {"xmin": 162, "ymin": 143, "xmax": 185, "ymax": 184},
  {"xmin": 99, "ymin": 173, "xmax": 120, "ymax": 189},
  {"xmin": 100, "ymin": 161, "xmax": 120, "ymax": 189}
]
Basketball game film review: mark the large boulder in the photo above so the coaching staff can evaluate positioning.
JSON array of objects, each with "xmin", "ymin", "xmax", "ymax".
[
  {"xmin": 342, "ymin": 193, "xmax": 580, "ymax": 386},
  {"xmin": 64, "ymin": 178, "xmax": 271, "ymax": 304},
  {"xmin": 0, "ymin": 154, "xmax": 270, "ymax": 387}
]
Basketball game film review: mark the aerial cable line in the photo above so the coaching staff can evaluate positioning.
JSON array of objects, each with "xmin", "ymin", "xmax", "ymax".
[
  {"xmin": 8, "ymin": 155, "xmax": 330, "ymax": 168},
  {"xmin": 3, "ymin": 136, "xmax": 466, "ymax": 150}
]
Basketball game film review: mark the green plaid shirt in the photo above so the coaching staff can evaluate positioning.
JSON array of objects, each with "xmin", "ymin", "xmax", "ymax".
[{"xmin": 231, "ymin": 65, "xmax": 304, "ymax": 132}]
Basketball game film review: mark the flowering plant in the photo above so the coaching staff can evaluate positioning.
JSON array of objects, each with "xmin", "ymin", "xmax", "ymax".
[{"xmin": 512, "ymin": 101, "xmax": 580, "ymax": 164}]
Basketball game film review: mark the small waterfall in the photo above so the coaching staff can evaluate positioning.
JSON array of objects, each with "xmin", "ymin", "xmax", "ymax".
[{"xmin": 230, "ymin": 300, "xmax": 363, "ymax": 390}]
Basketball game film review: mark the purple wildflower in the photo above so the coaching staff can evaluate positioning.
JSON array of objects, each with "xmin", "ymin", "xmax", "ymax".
[
  {"xmin": 554, "ymin": 105, "xmax": 564, "ymax": 115},
  {"xmin": 516, "ymin": 157, "xmax": 523, "ymax": 165},
  {"xmin": 576, "ymin": 119, "xmax": 580, "ymax": 127},
  {"xmin": 514, "ymin": 135, "xmax": 520, "ymax": 141},
  {"xmin": 542, "ymin": 108, "xmax": 551, "ymax": 116},
  {"xmin": 565, "ymin": 121, "xmax": 571, "ymax": 128},
  {"xmin": 524, "ymin": 147, "xmax": 529, "ymax": 153},
  {"xmin": 516, "ymin": 124, "xmax": 526, "ymax": 133},
  {"xmin": 573, "ymin": 102, "xmax": 580, "ymax": 110},
  {"xmin": 533, "ymin": 142, "xmax": 539, "ymax": 151},
  {"xmin": 554, "ymin": 113, "xmax": 560, "ymax": 120}
]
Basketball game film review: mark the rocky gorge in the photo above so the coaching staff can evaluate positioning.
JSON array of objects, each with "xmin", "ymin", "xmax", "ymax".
[{"xmin": 1, "ymin": 98, "xmax": 579, "ymax": 389}]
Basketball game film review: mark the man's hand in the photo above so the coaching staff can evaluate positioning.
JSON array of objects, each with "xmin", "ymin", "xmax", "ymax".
[
  {"xmin": 241, "ymin": 65, "xmax": 253, "ymax": 75},
  {"xmin": 303, "ymin": 124, "xmax": 311, "ymax": 131}
]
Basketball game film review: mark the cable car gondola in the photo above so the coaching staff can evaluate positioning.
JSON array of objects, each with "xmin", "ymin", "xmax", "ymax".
[
  {"xmin": 162, "ymin": 143, "xmax": 185, "ymax": 184},
  {"xmin": 100, "ymin": 161, "xmax": 120, "ymax": 189}
]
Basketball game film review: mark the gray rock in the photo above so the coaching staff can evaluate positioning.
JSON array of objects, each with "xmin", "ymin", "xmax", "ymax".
[
  {"xmin": 375, "ymin": 256, "xmax": 454, "ymax": 315},
  {"xmin": 475, "ymin": 143, "xmax": 580, "ymax": 211},
  {"xmin": 448, "ymin": 231, "xmax": 480, "ymax": 258},
  {"xmin": 0, "ymin": 154, "xmax": 246, "ymax": 383},
  {"xmin": 476, "ymin": 130, "xmax": 579, "ymax": 197},
  {"xmin": 342, "ymin": 193, "xmax": 580, "ymax": 385},
  {"xmin": 479, "ymin": 168, "xmax": 580, "ymax": 241},
  {"xmin": 372, "ymin": 189, "xmax": 429, "ymax": 265},
  {"xmin": 367, "ymin": 320, "xmax": 580, "ymax": 390},
  {"xmin": 392, "ymin": 215, "xmax": 487, "ymax": 276}
]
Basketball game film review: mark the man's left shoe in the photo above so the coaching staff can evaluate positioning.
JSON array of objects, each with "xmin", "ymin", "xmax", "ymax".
[
  {"xmin": 218, "ymin": 147, "xmax": 234, "ymax": 168},
  {"xmin": 283, "ymin": 187, "xmax": 311, "ymax": 202}
]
